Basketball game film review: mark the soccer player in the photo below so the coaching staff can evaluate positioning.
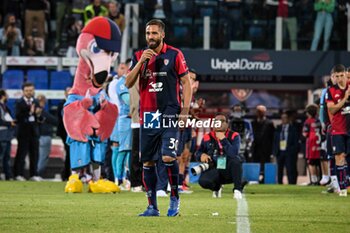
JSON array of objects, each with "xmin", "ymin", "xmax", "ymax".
[
  {"xmin": 319, "ymin": 74, "xmax": 339, "ymax": 192},
  {"xmin": 303, "ymin": 104, "xmax": 322, "ymax": 185},
  {"xmin": 125, "ymin": 19, "xmax": 192, "ymax": 216},
  {"xmin": 326, "ymin": 64, "xmax": 349, "ymax": 197}
]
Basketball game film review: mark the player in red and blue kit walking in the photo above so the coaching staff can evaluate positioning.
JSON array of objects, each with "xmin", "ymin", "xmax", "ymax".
[
  {"xmin": 126, "ymin": 19, "xmax": 192, "ymax": 216},
  {"xmin": 326, "ymin": 64, "xmax": 350, "ymax": 197}
]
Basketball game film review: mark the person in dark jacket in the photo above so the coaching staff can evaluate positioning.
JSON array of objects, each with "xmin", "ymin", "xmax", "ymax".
[
  {"xmin": 36, "ymin": 94, "xmax": 58, "ymax": 177},
  {"xmin": 0, "ymin": 89, "xmax": 16, "ymax": 180},
  {"xmin": 13, "ymin": 82, "xmax": 42, "ymax": 181},
  {"xmin": 273, "ymin": 111, "xmax": 299, "ymax": 184},
  {"xmin": 196, "ymin": 113, "xmax": 243, "ymax": 199},
  {"xmin": 251, "ymin": 105, "xmax": 275, "ymax": 183}
]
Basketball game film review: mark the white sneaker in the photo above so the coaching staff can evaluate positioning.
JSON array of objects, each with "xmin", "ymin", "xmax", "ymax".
[
  {"xmin": 234, "ymin": 190, "xmax": 243, "ymax": 199},
  {"xmin": 131, "ymin": 186, "xmax": 143, "ymax": 193},
  {"xmin": 339, "ymin": 189, "xmax": 348, "ymax": 197},
  {"xmin": 157, "ymin": 190, "xmax": 168, "ymax": 197},
  {"xmin": 212, "ymin": 187, "xmax": 222, "ymax": 198},
  {"xmin": 15, "ymin": 175, "xmax": 26, "ymax": 181},
  {"xmin": 30, "ymin": 176, "xmax": 43, "ymax": 182},
  {"xmin": 319, "ymin": 176, "xmax": 330, "ymax": 186}
]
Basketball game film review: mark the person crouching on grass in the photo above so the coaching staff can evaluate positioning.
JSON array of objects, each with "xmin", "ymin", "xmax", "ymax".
[{"xmin": 195, "ymin": 113, "xmax": 243, "ymax": 199}]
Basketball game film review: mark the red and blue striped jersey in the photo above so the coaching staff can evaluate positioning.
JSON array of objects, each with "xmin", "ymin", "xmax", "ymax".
[
  {"xmin": 130, "ymin": 43, "xmax": 188, "ymax": 124},
  {"xmin": 326, "ymin": 84, "xmax": 347, "ymax": 135}
]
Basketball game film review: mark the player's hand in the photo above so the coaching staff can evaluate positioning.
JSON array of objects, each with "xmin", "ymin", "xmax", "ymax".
[
  {"xmin": 140, "ymin": 49, "xmax": 157, "ymax": 63},
  {"xmin": 345, "ymin": 86, "xmax": 350, "ymax": 98},
  {"xmin": 200, "ymin": 153, "xmax": 212, "ymax": 163}
]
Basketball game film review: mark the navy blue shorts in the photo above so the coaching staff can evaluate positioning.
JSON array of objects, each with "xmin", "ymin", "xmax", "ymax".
[
  {"xmin": 176, "ymin": 128, "xmax": 192, "ymax": 155},
  {"xmin": 331, "ymin": 134, "xmax": 350, "ymax": 155},
  {"xmin": 140, "ymin": 126, "xmax": 179, "ymax": 162}
]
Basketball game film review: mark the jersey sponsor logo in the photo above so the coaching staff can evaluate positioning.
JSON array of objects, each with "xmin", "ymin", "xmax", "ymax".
[
  {"xmin": 335, "ymin": 94, "xmax": 340, "ymax": 98},
  {"xmin": 149, "ymin": 82, "xmax": 163, "ymax": 92},
  {"xmin": 152, "ymin": 72, "xmax": 167, "ymax": 77}
]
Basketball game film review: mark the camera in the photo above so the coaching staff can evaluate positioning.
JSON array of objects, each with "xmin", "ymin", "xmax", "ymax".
[{"xmin": 191, "ymin": 163, "xmax": 209, "ymax": 176}]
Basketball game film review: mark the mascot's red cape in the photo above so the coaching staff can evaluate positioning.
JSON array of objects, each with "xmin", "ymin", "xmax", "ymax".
[{"xmin": 63, "ymin": 17, "xmax": 120, "ymax": 142}]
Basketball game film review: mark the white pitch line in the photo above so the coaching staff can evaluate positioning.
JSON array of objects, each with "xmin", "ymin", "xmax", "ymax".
[{"xmin": 236, "ymin": 195, "xmax": 251, "ymax": 233}]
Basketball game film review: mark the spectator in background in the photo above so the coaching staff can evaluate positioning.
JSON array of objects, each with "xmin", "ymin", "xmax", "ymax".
[
  {"xmin": 13, "ymin": 82, "xmax": 42, "ymax": 181},
  {"xmin": 251, "ymin": 105, "xmax": 275, "ymax": 183},
  {"xmin": 36, "ymin": 94, "xmax": 58, "ymax": 178},
  {"xmin": 108, "ymin": 1, "xmax": 125, "ymax": 33},
  {"xmin": 143, "ymin": 0, "xmax": 172, "ymax": 22},
  {"xmin": 23, "ymin": 36, "xmax": 43, "ymax": 56},
  {"xmin": 266, "ymin": 0, "xmax": 298, "ymax": 50},
  {"xmin": 0, "ymin": 89, "xmax": 16, "ymax": 180},
  {"xmin": 310, "ymin": 0, "xmax": 335, "ymax": 51},
  {"xmin": 273, "ymin": 112, "xmax": 299, "ymax": 184},
  {"xmin": 0, "ymin": 14, "xmax": 23, "ymax": 56},
  {"xmin": 66, "ymin": 17, "xmax": 81, "ymax": 76},
  {"xmin": 223, "ymin": 0, "xmax": 244, "ymax": 42},
  {"xmin": 83, "ymin": 0, "xmax": 108, "ymax": 26},
  {"xmin": 57, "ymin": 87, "xmax": 71, "ymax": 181},
  {"xmin": 24, "ymin": 0, "xmax": 47, "ymax": 40},
  {"xmin": 55, "ymin": 0, "xmax": 73, "ymax": 46}
]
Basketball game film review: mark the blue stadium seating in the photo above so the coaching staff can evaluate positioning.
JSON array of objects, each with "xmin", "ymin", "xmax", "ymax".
[
  {"xmin": 27, "ymin": 70, "xmax": 49, "ymax": 90},
  {"xmin": 2, "ymin": 70, "xmax": 24, "ymax": 89},
  {"xmin": 49, "ymin": 71, "xmax": 73, "ymax": 106},
  {"xmin": 50, "ymin": 71, "xmax": 73, "ymax": 90}
]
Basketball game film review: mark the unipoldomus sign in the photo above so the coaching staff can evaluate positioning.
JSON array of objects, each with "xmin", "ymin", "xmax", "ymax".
[{"xmin": 211, "ymin": 58, "xmax": 273, "ymax": 73}]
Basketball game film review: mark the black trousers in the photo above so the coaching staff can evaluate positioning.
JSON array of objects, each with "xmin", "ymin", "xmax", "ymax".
[
  {"xmin": 14, "ymin": 135, "xmax": 39, "ymax": 177},
  {"xmin": 198, "ymin": 156, "xmax": 243, "ymax": 192},
  {"xmin": 130, "ymin": 128, "xmax": 143, "ymax": 187},
  {"xmin": 277, "ymin": 151, "xmax": 298, "ymax": 184}
]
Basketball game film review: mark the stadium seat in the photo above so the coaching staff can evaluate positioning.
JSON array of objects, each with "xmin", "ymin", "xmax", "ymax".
[
  {"xmin": 27, "ymin": 70, "xmax": 49, "ymax": 90},
  {"xmin": 264, "ymin": 163, "xmax": 277, "ymax": 184},
  {"xmin": 242, "ymin": 163, "xmax": 260, "ymax": 182},
  {"xmin": 50, "ymin": 71, "xmax": 73, "ymax": 90},
  {"xmin": 49, "ymin": 71, "xmax": 73, "ymax": 106},
  {"xmin": 2, "ymin": 70, "xmax": 24, "ymax": 89}
]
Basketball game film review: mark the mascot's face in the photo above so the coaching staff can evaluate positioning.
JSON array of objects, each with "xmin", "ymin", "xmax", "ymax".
[{"xmin": 77, "ymin": 33, "xmax": 118, "ymax": 88}]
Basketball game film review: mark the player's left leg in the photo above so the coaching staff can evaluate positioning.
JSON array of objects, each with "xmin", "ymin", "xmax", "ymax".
[{"xmin": 162, "ymin": 128, "xmax": 180, "ymax": 217}]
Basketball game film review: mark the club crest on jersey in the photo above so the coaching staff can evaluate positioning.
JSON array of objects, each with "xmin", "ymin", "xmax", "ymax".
[{"xmin": 164, "ymin": 59, "xmax": 169, "ymax": 66}]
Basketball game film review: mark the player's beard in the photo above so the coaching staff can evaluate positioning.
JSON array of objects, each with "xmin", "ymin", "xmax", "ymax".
[{"xmin": 148, "ymin": 38, "xmax": 161, "ymax": 49}]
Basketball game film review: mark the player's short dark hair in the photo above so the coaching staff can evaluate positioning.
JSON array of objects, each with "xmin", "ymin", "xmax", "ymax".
[
  {"xmin": 331, "ymin": 64, "xmax": 345, "ymax": 74},
  {"xmin": 305, "ymin": 104, "xmax": 318, "ymax": 118},
  {"xmin": 22, "ymin": 82, "xmax": 34, "ymax": 90},
  {"xmin": 189, "ymin": 68, "xmax": 197, "ymax": 75},
  {"xmin": 347, "ymin": 67, "xmax": 350, "ymax": 72},
  {"xmin": 0, "ymin": 89, "xmax": 6, "ymax": 98},
  {"xmin": 146, "ymin": 19, "xmax": 165, "ymax": 32}
]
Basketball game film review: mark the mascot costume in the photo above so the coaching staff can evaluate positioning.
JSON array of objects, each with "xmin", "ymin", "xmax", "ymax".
[{"xmin": 63, "ymin": 17, "xmax": 120, "ymax": 193}]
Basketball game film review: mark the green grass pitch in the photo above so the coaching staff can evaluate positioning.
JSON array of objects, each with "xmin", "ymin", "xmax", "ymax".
[{"xmin": 0, "ymin": 182, "xmax": 349, "ymax": 233}]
